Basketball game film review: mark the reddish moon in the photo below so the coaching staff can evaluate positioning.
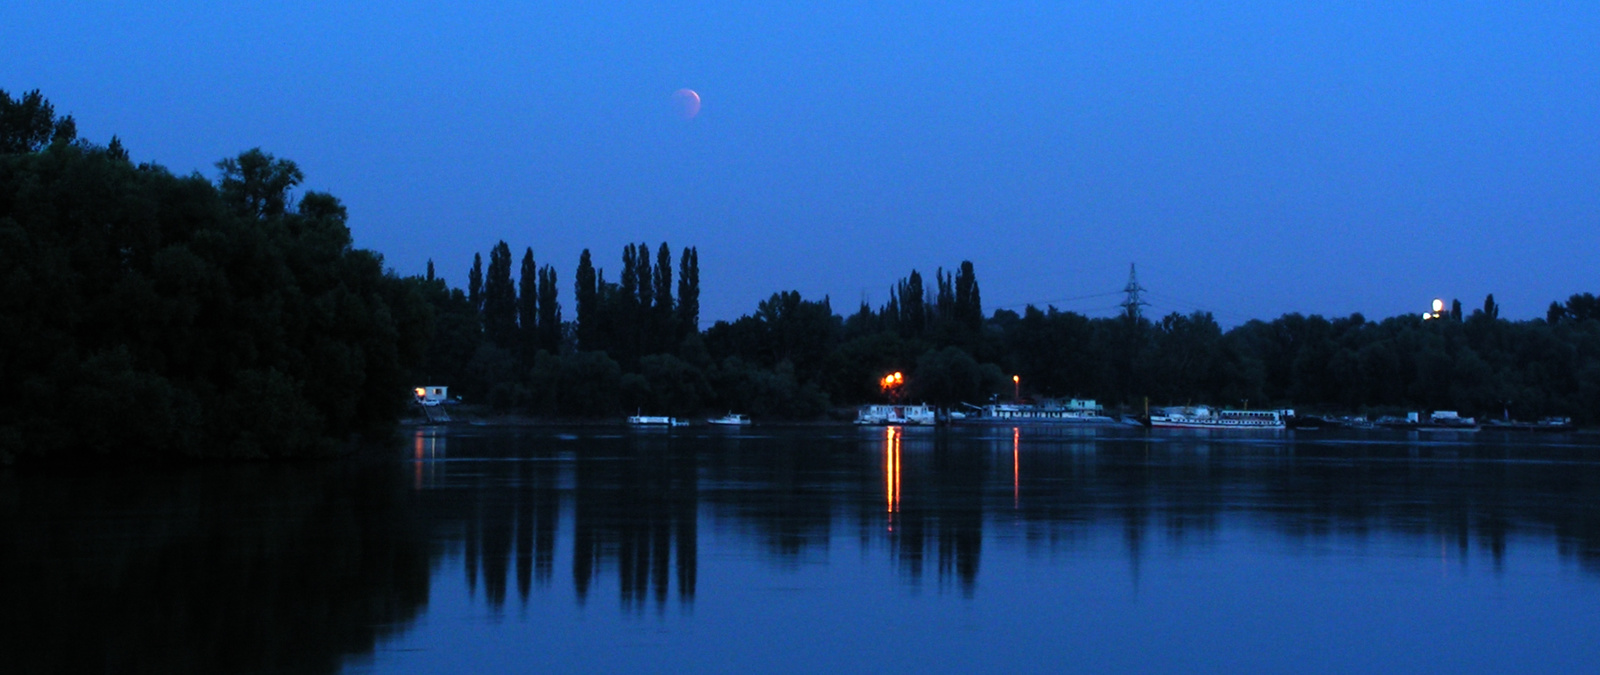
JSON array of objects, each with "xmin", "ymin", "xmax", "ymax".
[{"xmin": 673, "ymin": 88, "xmax": 701, "ymax": 119}]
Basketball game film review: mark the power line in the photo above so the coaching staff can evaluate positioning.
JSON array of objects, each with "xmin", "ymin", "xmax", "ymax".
[
  {"xmin": 993, "ymin": 290, "xmax": 1122, "ymax": 310},
  {"xmin": 990, "ymin": 265, "xmax": 1253, "ymax": 323},
  {"xmin": 1143, "ymin": 290, "xmax": 1256, "ymax": 324}
]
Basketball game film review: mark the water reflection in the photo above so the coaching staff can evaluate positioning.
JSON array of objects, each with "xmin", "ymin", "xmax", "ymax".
[
  {"xmin": 1012, "ymin": 426, "xmax": 1019, "ymax": 509},
  {"xmin": 570, "ymin": 432, "xmax": 697, "ymax": 609},
  {"xmin": 0, "ymin": 461, "xmax": 430, "ymax": 675},
  {"xmin": 414, "ymin": 426, "xmax": 1600, "ymax": 611},
  {"xmin": 411, "ymin": 425, "xmax": 445, "ymax": 490},
  {"xmin": 8, "ymin": 426, "xmax": 1600, "ymax": 672},
  {"xmin": 885, "ymin": 426, "xmax": 901, "ymax": 525}
]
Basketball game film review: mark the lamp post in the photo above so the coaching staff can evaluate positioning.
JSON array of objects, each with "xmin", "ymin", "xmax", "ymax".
[
  {"xmin": 1012, "ymin": 375, "xmax": 1020, "ymax": 403},
  {"xmin": 881, "ymin": 371, "xmax": 904, "ymax": 403}
]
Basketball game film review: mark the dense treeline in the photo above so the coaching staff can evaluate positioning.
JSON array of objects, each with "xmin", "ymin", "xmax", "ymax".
[
  {"xmin": 424, "ymin": 237, "xmax": 1600, "ymax": 425},
  {"xmin": 0, "ymin": 91, "xmax": 431, "ymax": 461},
  {"xmin": 7, "ymin": 89, "xmax": 1600, "ymax": 465},
  {"xmin": 992, "ymin": 298, "xmax": 1600, "ymax": 423}
]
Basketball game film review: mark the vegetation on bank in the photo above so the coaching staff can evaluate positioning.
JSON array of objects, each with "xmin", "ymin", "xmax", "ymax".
[
  {"xmin": 0, "ymin": 91, "xmax": 430, "ymax": 461},
  {"xmin": 424, "ymin": 240, "xmax": 1600, "ymax": 427},
  {"xmin": 6, "ymin": 90, "xmax": 1600, "ymax": 462}
]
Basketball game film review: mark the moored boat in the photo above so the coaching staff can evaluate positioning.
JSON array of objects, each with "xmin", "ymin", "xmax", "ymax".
[
  {"xmin": 1378, "ymin": 411, "xmax": 1479, "ymax": 432},
  {"xmin": 855, "ymin": 404, "xmax": 937, "ymax": 426},
  {"xmin": 956, "ymin": 398, "xmax": 1116, "ymax": 426},
  {"xmin": 628, "ymin": 415, "xmax": 689, "ymax": 427},
  {"xmin": 1148, "ymin": 406, "xmax": 1290, "ymax": 430},
  {"xmin": 708, "ymin": 412, "xmax": 751, "ymax": 426}
]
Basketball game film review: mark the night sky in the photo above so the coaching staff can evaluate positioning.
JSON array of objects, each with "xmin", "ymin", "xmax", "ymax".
[{"xmin": 5, "ymin": 1, "xmax": 1597, "ymax": 325}]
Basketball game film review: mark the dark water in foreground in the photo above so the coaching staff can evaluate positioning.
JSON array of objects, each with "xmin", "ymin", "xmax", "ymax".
[{"xmin": 5, "ymin": 425, "xmax": 1600, "ymax": 674}]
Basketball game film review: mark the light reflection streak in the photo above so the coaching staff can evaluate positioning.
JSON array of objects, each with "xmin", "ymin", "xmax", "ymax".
[
  {"xmin": 885, "ymin": 426, "xmax": 901, "ymax": 531},
  {"xmin": 1012, "ymin": 426, "xmax": 1020, "ymax": 510},
  {"xmin": 412, "ymin": 428, "xmax": 445, "ymax": 490}
]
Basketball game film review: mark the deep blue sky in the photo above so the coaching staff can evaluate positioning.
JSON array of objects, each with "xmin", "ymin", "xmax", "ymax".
[{"xmin": 5, "ymin": 1, "xmax": 1597, "ymax": 325}]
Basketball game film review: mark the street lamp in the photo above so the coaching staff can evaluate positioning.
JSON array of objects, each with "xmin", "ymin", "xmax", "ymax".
[
  {"xmin": 881, "ymin": 371, "xmax": 905, "ymax": 402},
  {"xmin": 1012, "ymin": 375, "xmax": 1020, "ymax": 403},
  {"xmin": 1424, "ymin": 298, "xmax": 1445, "ymax": 320}
]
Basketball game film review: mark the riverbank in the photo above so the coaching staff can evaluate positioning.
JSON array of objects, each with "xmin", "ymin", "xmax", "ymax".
[{"xmin": 398, "ymin": 404, "xmax": 859, "ymax": 428}]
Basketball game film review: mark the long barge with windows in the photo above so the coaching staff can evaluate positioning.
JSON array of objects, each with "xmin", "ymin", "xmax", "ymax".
[
  {"xmin": 1148, "ymin": 406, "xmax": 1290, "ymax": 430},
  {"xmin": 956, "ymin": 399, "xmax": 1117, "ymax": 425}
]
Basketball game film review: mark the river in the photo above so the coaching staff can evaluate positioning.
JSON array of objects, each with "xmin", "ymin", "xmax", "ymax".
[{"xmin": 5, "ymin": 424, "xmax": 1599, "ymax": 673}]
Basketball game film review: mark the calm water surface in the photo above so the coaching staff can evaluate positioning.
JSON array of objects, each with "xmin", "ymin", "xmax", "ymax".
[{"xmin": 6, "ymin": 425, "xmax": 1600, "ymax": 673}]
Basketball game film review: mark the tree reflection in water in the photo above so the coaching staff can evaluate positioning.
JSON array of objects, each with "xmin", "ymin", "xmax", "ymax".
[
  {"xmin": 424, "ymin": 426, "xmax": 1600, "ymax": 614},
  {"xmin": 8, "ymin": 426, "xmax": 1600, "ymax": 672},
  {"xmin": 0, "ymin": 460, "xmax": 430, "ymax": 675}
]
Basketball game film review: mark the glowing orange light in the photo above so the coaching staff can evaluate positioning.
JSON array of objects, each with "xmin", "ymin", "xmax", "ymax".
[
  {"xmin": 1012, "ymin": 375, "xmax": 1019, "ymax": 384},
  {"xmin": 414, "ymin": 387, "xmax": 427, "ymax": 398}
]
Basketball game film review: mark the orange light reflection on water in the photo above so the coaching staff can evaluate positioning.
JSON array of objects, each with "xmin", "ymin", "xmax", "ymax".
[
  {"xmin": 1012, "ymin": 426, "xmax": 1020, "ymax": 510},
  {"xmin": 885, "ymin": 426, "xmax": 901, "ymax": 531},
  {"xmin": 412, "ymin": 428, "xmax": 445, "ymax": 490}
]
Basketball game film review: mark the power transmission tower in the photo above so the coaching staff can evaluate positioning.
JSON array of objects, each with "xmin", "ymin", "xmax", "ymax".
[{"xmin": 1120, "ymin": 263, "xmax": 1148, "ymax": 321}]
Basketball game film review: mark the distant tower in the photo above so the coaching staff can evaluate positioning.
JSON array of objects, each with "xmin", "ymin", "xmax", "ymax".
[{"xmin": 1121, "ymin": 263, "xmax": 1148, "ymax": 321}]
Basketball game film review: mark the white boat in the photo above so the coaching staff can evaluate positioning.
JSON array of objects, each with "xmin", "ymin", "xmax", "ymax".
[
  {"xmin": 855, "ymin": 404, "xmax": 937, "ymax": 426},
  {"xmin": 1149, "ymin": 406, "xmax": 1289, "ymax": 430},
  {"xmin": 708, "ymin": 413, "xmax": 751, "ymax": 426},
  {"xmin": 1378, "ymin": 411, "xmax": 1480, "ymax": 432},
  {"xmin": 628, "ymin": 415, "xmax": 688, "ymax": 427},
  {"xmin": 957, "ymin": 399, "xmax": 1115, "ymax": 425}
]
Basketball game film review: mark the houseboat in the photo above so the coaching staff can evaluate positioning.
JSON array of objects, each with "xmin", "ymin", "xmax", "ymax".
[
  {"xmin": 1378, "ymin": 411, "xmax": 1479, "ymax": 432},
  {"xmin": 958, "ymin": 399, "xmax": 1116, "ymax": 425},
  {"xmin": 628, "ymin": 415, "xmax": 689, "ymax": 427},
  {"xmin": 1148, "ymin": 406, "xmax": 1290, "ymax": 430},
  {"xmin": 855, "ymin": 404, "xmax": 938, "ymax": 426}
]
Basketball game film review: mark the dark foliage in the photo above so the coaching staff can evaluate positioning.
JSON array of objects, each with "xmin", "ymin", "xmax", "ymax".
[{"xmin": 0, "ymin": 94, "xmax": 430, "ymax": 460}]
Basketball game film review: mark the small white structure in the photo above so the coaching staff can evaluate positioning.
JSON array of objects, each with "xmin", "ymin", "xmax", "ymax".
[
  {"xmin": 708, "ymin": 413, "xmax": 751, "ymax": 426},
  {"xmin": 629, "ymin": 415, "xmax": 689, "ymax": 427},
  {"xmin": 414, "ymin": 386, "xmax": 449, "ymax": 406},
  {"xmin": 855, "ymin": 404, "xmax": 938, "ymax": 426}
]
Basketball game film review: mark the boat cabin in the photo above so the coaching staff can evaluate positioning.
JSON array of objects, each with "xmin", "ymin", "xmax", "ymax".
[{"xmin": 414, "ymin": 386, "xmax": 449, "ymax": 406}]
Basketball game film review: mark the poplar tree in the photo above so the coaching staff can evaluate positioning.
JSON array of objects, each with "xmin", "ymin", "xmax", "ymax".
[
  {"xmin": 654, "ymin": 242, "xmax": 674, "ymax": 351},
  {"xmin": 899, "ymin": 270, "xmax": 925, "ymax": 337},
  {"xmin": 620, "ymin": 244, "xmax": 639, "ymax": 360},
  {"xmin": 676, "ymin": 246, "xmax": 699, "ymax": 340},
  {"xmin": 620, "ymin": 244, "xmax": 638, "ymax": 317},
  {"xmin": 575, "ymin": 249, "xmax": 597, "ymax": 351},
  {"xmin": 883, "ymin": 290, "xmax": 901, "ymax": 334},
  {"xmin": 518, "ymin": 247, "xmax": 539, "ymax": 362},
  {"xmin": 635, "ymin": 241, "xmax": 654, "ymax": 331},
  {"xmin": 538, "ymin": 265, "xmax": 561, "ymax": 353},
  {"xmin": 955, "ymin": 260, "xmax": 981, "ymax": 333},
  {"xmin": 468, "ymin": 253, "xmax": 484, "ymax": 317},
  {"xmin": 935, "ymin": 268, "xmax": 954, "ymax": 319},
  {"xmin": 482, "ymin": 241, "xmax": 518, "ymax": 348}
]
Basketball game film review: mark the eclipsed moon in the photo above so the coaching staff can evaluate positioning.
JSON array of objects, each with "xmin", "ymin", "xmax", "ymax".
[{"xmin": 673, "ymin": 88, "xmax": 701, "ymax": 119}]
